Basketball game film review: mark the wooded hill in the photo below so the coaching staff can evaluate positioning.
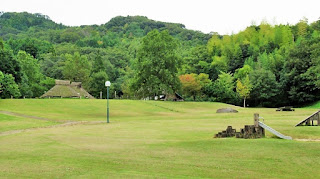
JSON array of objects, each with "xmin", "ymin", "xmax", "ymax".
[{"xmin": 1, "ymin": 12, "xmax": 320, "ymax": 107}]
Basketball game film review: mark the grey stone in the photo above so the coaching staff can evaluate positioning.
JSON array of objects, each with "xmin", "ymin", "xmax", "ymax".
[{"xmin": 216, "ymin": 108, "xmax": 238, "ymax": 113}]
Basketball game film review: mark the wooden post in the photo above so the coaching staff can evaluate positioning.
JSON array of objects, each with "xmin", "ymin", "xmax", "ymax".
[
  {"xmin": 254, "ymin": 113, "xmax": 259, "ymax": 127},
  {"xmin": 318, "ymin": 112, "xmax": 320, "ymax": 126}
]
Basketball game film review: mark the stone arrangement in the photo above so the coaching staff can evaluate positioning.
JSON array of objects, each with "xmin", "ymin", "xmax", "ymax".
[
  {"xmin": 215, "ymin": 125, "xmax": 265, "ymax": 139},
  {"xmin": 214, "ymin": 113, "xmax": 265, "ymax": 139}
]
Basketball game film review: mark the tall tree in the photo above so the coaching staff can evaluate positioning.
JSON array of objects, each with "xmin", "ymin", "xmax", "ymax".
[
  {"xmin": 132, "ymin": 30, "xmax": 181, "ymax": 98},
  {"xmin": 0, "ymin": 39, "xmax": 22, "ymax": 83},
  {"xmin": 249, "ymin": 68, "xmax": 280, "ymax": 107}
]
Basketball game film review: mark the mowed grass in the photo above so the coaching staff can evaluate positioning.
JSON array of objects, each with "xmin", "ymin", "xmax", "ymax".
[
  {"xmin": 0, "ymin": 99, "xmax": 320, "ymax": 178},
  {"xmin": 0, "ymin": 113, "xmax": 58, "ymax": 133}
]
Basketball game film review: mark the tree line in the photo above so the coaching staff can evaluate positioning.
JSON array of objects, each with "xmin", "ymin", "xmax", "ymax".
[{"xmin": 1, "ymin": 12, "xmax": 320, "ymax": 107}]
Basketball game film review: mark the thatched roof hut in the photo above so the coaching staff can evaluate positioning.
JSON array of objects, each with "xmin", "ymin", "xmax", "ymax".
[{"xmin": 41, "ymin": 80, "xmax": 94, "ymax": 99}]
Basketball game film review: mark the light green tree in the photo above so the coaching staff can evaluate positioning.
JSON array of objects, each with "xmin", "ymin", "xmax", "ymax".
[{"xmin": 236, "ymin": 75, "xmax": 252, "ymax": 108}]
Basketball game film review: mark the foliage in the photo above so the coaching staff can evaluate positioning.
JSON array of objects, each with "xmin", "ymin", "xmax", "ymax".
[
  {"xmin": 0, "ymin": 40, "xmax": 22, "ymax": 83},
  {"xmin": 1, "ymin": 12, "xmax": 320, "ymax": 106},
  {"xmin": 249, "ymin": 68, "xmax": 280, "ymax": 107},
  {"xmin": 132, "ymin": 30, "xmax": 181, "ymax": 97},
  {"xmin": 63, "ymin": 52, "xmax": 91, "ymax": 87},
  {"xmin": 0, "ymin": 71, "xmax": 20, "ymax": 98},
  {"xmin": 236, "ymin": 75, "xmax": 252, "ymax": 107},
  {"xmin": 179, "ymin": 74, "xmax": 201, "ymax": 101},
  {"xmin": 212, "ymin": 72, "xmax": 238, "ymax": 104},
  {"xmin": 88, "ymin": 71, "xmax": 109, "ymax": 98}
]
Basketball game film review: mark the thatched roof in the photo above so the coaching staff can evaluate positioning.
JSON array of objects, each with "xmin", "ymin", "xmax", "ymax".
[
  {"xmin": 41, "ymin": 80, "xmax": 94, "ymax": 99},
  {"xmin": 71, "ymin": 82, "xmax": 82, "ymax": 87},
  {"xmin": 55, "ymin": 80, "xmax": 71, "ymax": 85}
]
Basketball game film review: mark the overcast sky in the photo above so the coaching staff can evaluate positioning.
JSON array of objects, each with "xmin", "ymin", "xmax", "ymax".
[{"xmin": 2, "ymin": 0, "xmax": 320, "ymax": 34}]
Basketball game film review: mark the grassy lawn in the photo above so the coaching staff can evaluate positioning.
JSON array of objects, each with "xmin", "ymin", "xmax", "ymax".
[
  {"xmin": 0, "ymin": 99, "xmax": 320, "ymax": 178},
  {"xmin": 0, "ymin": 113, "xmax": 58, "ymax": 133}
]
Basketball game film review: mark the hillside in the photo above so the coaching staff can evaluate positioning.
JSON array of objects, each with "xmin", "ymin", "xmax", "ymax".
[
  {"xmin": 0, "ymin": 12, "xmax": 65, "ymax": 37},
  {"xmin": 0, "ymin": 12, "xmax": 210, "ymax": 43},
  {"xmin": 1, "ymin": 12, "xmax": 320, "ymax": 107}
]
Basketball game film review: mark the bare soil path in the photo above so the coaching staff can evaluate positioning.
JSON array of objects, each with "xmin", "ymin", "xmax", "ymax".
[{"xmin": 0, "ymin": 110, "xmax": 105, "ymax": 136}]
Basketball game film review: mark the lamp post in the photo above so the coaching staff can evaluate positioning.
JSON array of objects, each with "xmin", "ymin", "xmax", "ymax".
[{"xmin": 105, "ymin": 81, "xmax": 111, "ymax": 123}]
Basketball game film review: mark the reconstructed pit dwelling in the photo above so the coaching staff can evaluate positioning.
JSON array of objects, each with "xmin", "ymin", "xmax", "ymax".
[{"xmin": 41, "ymin": 80, "xmax": 94, "ymax": 99}]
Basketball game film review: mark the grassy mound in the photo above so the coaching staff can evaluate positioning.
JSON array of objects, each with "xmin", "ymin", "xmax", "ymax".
[
  {"xmin": 0, "ymin": 99, "xmax": 320, "ymax": 178},
  {"xmin": 304, "ymin": 101, "xmax": 320, "ymax": 109}
]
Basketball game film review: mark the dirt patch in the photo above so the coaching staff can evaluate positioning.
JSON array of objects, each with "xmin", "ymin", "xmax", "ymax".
[
  {"xmin": 0, "ymin": 110, "xmax": 53, "ymax": 121},
  {"xmin": 0, "ymin": 121, "xmax": 106, "ymax": 137},
  {"xmin": 0, "ymin": 110, "xmax": 107, "ymax": 136}
]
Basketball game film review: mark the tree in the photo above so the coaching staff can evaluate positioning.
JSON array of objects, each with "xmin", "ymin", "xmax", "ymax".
[
  {"xmin": 234, "ymin": 65, "xmax": 253, "ymax": 80},
  {"xmin": 236, "ymin": 75, "xmax": 252, "ymax": 107},
  {"xmin": 88, "ymin": 71, "xmax": 109, "ymax": 98},
  {"xmin": 212, "ymin": 72, "xmax": 238, "ymax": 104},
  {"xmin": 132, "ymin": 30, "xmax": 181, "ymax": 98},
  {"xmin": 281, "ymin": 38, "xmax": 320, "ymax": 105},
  {"xmin": 17, "ymin": 51, "xmax": 47, "ymax": 97},
  {"xmin": 0, "ymin": 39, "xmax": 22, "ymax": 83},
  {"xmin": 0, "ymin": 71, "xmax": 3, "ymax": 94},
  {"xmin": 40, "ymin": 53, "xmax": 65, "ymax": 79},
  {"xmin": 63, "ymin": 52, "xmax": 91, "ymax": 87},
  {"xmin": 0, "ymin": 72, "xmax": 21, "ymax": 99},
  {"xmin": 297, "ymin": 17, "xmax": 308, "ymax": 38},
  {"xmin": 179, "ymin": 74, "xmax": 201, "ymax": 101},
  {"xmin": 249, "ymin": 69, "xmax": 280, "ymax": 107}
]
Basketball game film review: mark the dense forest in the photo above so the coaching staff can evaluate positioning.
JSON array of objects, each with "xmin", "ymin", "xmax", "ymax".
[{"xmin": 0, "ymin": 12, "xmax": 320, "ymax": 107}]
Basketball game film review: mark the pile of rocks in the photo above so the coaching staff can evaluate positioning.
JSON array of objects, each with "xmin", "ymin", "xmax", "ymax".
[{"xmin": 215, "ymin": 125, "xmax": 265, "ymax": 139}]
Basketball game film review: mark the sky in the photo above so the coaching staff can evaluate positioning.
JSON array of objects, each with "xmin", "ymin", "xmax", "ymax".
[{"xmin": 1, "ymin": 0, "xmax": 320, "ymax": 35}]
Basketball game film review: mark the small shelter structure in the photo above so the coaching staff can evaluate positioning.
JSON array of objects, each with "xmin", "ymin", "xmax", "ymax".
[
  {"xmin": 295, "ymin": 110, "xmax": 320, "ymax": 126},
  {"xmin": 41, "ymin": 80, "xmax": 94, "ymax": 99}
]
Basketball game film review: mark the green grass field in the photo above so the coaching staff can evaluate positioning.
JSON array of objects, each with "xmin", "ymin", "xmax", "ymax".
[{"xmin": 0, "ymin": 99, "xmax": 320, "ymax": 178}]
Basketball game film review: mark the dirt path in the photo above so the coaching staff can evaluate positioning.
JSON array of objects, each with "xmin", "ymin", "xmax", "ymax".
[
  {"xmin": 0, "ymin": 110, "xmax": 55, "ymax": 121},
  {"xmin": 0, "ymin": 121, "xmax": 106, "ymax": 137},
  {"xmin": 0, "ymin": 110, "xmax": 106, "ymax": 137}
]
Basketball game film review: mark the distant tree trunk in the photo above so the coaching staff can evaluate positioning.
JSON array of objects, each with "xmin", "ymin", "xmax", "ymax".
[{"xmin": 243, "ymin": 98, "xmax": 246, "ymax": 108}]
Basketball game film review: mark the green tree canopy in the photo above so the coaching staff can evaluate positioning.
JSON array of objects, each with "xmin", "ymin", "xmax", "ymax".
[
  {"xmin": 132, "ymin": 30, "xmax": 181, "ymax": 97},
  {"xmin": 63, "ymin": 52, "xmax": 91, "ymax": 87}
]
